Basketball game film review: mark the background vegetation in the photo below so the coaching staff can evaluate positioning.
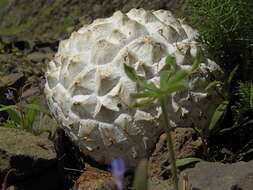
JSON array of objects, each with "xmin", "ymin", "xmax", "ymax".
[{"xmin": 186, "ymin": 0, "xmax": 253, "ymax": 161}]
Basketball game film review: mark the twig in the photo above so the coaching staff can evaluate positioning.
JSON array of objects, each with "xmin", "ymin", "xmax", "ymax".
[{"xmin": 64, "ymin": 167, "xmax": 85, "ymax": 173}]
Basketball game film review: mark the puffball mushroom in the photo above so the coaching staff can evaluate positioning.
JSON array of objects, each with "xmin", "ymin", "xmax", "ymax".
[{"xmin": 45, "ymin": 8, "xmax": 224, "ymax": 168}]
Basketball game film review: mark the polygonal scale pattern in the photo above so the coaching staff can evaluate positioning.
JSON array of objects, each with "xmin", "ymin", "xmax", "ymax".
[{"xmin": 45, "ymin": 9, "xmax": 224, "ymax": 168}]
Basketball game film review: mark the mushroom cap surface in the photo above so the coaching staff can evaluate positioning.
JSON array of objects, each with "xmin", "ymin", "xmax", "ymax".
[{"xmin": 45, "ymin": 8, "xmax": 223, "ymax": 168}]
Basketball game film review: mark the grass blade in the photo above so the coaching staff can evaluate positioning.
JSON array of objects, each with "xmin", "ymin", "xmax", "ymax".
[
  {"xmin": 132, "ymin": 97, "xmax": 156, "ymax": 107},
  {"xmin": 205, "ymin": 81, "xmax": 224, "ymax": 91},
  {"xmin": 164, "ymin": 82, "xmax": 188, "ymax": 94},
  {"xmin": 226, "ymin": 64, "xmax": 239, "ymax": 85},
  {"xmin": 132, "ymin": 159, "xmax": 148, "ymax": 190},
  {"xmin": 139, "ymin": 81, "xmax": 160, "ymax": 92},
  {"xmin": 6, "ymin": 109, "xmax": 22, "ymax": 124},
  {"xmin": 191, "ymin": 48, "xmax": 202, "ymax": 72},
  {"xmin": 209, "ymin": 101, "xmax": 229, "ymax": 132},
  {"xmin": 131, "ymin": 92, "xmax": 156, "ymax": 99},
  {"xmin": 166, "ymin": 157, "xmax": 202, "ymax": 169},
  {"xmin": 24, "ymin": 108, "xmax": 37, "ymax": 129},
  {"xmin": 160, "ymin": 70, "xmax": 172, "ymax": 89},
  {"xmin": 220, "ymin": 119, "xmax": 253, "ymax": 133},
  {"xmin": 167, "ymin": 70, "xmax": 190, "ymax": 86},
  {"xmin": 23, "ymin": 104, "xmax": 50, "ymax": 114},
  {"xmin": 2, "ymin": 121, "xmax": 20, "ymax": 129},
  {"xmin": 0, "ymin": 105, "xmax": 18, "ymax": 112}
]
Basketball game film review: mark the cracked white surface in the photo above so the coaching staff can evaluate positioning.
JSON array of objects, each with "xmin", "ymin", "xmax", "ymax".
[{"xmin": 45, "ymin": 9, "xmax": 224, "ymax": 168}]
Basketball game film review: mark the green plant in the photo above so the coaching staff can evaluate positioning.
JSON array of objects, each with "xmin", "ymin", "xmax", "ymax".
[
  {"xmin": 132, "ymin": 159, "xmax": 148, "ymax": 190},
  {"xmin": 0, "ymin": 0, "xmax": 8, "ymax": 9},
  {"xmin": 187, "ymin": 0, "xmax": 253, "ymax": 75},
  {"xmin": 166, "ymin": 157, "xmax": 202, "ymax": 170},
  {"xmin": 0, "ymin": 39, "xmax": 23, "ymax": 57},
  {"xmin": 0, "ymin": 96, "xmax": 50, "ymax": 135},
  {"xmin": 204, "ymin": 66, "xmax": 253, "ymax": 135},
  {"xmin": 225, "ymin": 82, "xmax": 253, "ymax": 132},
  {"xmin": 204, "ymin": 65, "xmax": 238, "ymax": 134},
  {"xmin": 186, "ymin": 0, "xmax": 253, "ymax": 160},
  {"xmin": 124, "ymin": 50, "xmax": 202, "ymax": 190}
]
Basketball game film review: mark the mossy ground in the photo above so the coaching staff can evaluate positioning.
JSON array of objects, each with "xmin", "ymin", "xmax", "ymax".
[
  {"xmin": 0, "ymin": 0, "xmax": 81, "ymax": 41},
  {"xmin": 0, "ymin": 0, "xmax": 186, "ymax": 42}
]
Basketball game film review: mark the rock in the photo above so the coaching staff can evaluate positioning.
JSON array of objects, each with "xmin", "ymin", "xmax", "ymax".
[
  {"xmin": 21, "ymin": 86, "xmax": 41, "ymax": 99},
  {"xmin": 0, "ymin": 127, "xmax": 56, "ymax": 164},
  {"xmin": 45, "ymin": 8, "xmax": 223, "ymax": 168},
  {"xmin": 26, "ymin": 52, "xmax": 47, "ymax": 62},
  {"xmin": 179, "ymin": 160, "xmax": 253, "ymax": 190},
  {"xmin": 0, "ymin": 127, "xmax": 63, "ymax": 190},
  {"xmin": 0, "ymin": 73, "xmax": 24, "ymax": 87}
]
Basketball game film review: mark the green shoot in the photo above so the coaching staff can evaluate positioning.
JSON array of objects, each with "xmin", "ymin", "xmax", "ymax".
[
  {"xmin": 124, "ymin": 53, "xmax": 201, "ymax": 190},
  {"xmin": 132, "ymin": 159, "xmax": 148, "ymax": 190},
  {"xmin": 166, "ymin": 157, "xmax": 202, "ymax": 170},
  {"xmin": 0, "ymin": 97, "xmax": 50, "ymax": 135}
]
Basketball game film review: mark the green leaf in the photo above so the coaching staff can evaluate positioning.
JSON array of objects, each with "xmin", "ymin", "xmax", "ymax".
[
  {"xmin": 220, "ymin": 119, "xmax": 253, "ymax": 133},
  {"xmin": 2, "ymin": 121, "xmax": 20, "ymax": 129},
  {"xmin": 132, "ymin": 97, "xmax": 156, "ymax": 107},
  {"xmin": 131, "ymin": 92, "xmax": 156, "ymax": 99},
  {"xmin": 0, "ymin": 105, "xmax": 22, "ymax": 125},
  {"xmin": 133, "ymin": 159, "xmax": 148, "ymax": 190},
  {"xmin": 22, "ymin": 97, "xmax": 39, "ymax": 129},
  {"xmin": 160, "ymin": 70, "xmax": 172, "ymax": 89},
  {"xmin": 209, "ymin": 101, "xmax": 229, "ymax": 132},
  {"xmin": 205, "ymin": 81, "xmax": 224, "ymax": 91},
  {"xmin": 191, "ymin": 48, "xmax": 202, "ymax": 72},
  {"xmin": 242, "ymin": 119, "xmax": 253, "ymax": 127},
  {"xmin": 226, "ymin": 64, "xmax": 239, "ymax": 85},
  {"xmin": 163, "ymin": 82, "xmax": 188, "ymax": 94},
  {"xmin": 166, "ymin": 157, "xmax": 202, "ymax": 170},
  {"xmin": 23, "ymin": 104, "xmax": 50, "ymax": 114},
  {"xmin": 6, "ymin": 109, "xmax": 22, "ymax": 124},
  {"xmin": 124, "ymin": 63, "xmax": 140, "ymax": 83},
  {"xmin": 0, "ymin": 105, "xmax": 18, "ymax": 112},
  {"xmin": 166, "ymin": 56, "xmax": 177, "ymax": 68},
  {"xmin": 139, "ymin": 81, "xmax": 160, "ymax": 92},
  {"xmin": 23, "ymin": 108, "xmax": 37, "ymax": 129},
  {"xmin": 167, "ymin": 70, "xmax": 190, "ymax": 86}
]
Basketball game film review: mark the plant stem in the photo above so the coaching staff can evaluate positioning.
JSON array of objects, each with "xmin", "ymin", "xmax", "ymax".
[{"xmin": 160, "ymin": 97, "xmax": 179, "ymax": 190}]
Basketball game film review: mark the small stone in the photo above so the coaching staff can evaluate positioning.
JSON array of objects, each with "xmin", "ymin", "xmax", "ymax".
[
  {"xmin": 26, "ymin": 52, "xmax": 45, "ymax": 62},
  {"xmin": 179, "ymin": 160, "xmax": 253, "ymax": 190},
  {"xmin": 0, "ymin": 127, "xmax": 56, "ymax": 164},
  {"xmin": 0, "ymin": 73, "xmax": 24, "ymax": 88},
  {"xmin": 0, "ymin": 127, "xmax": 61, "ymax": 190}
]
